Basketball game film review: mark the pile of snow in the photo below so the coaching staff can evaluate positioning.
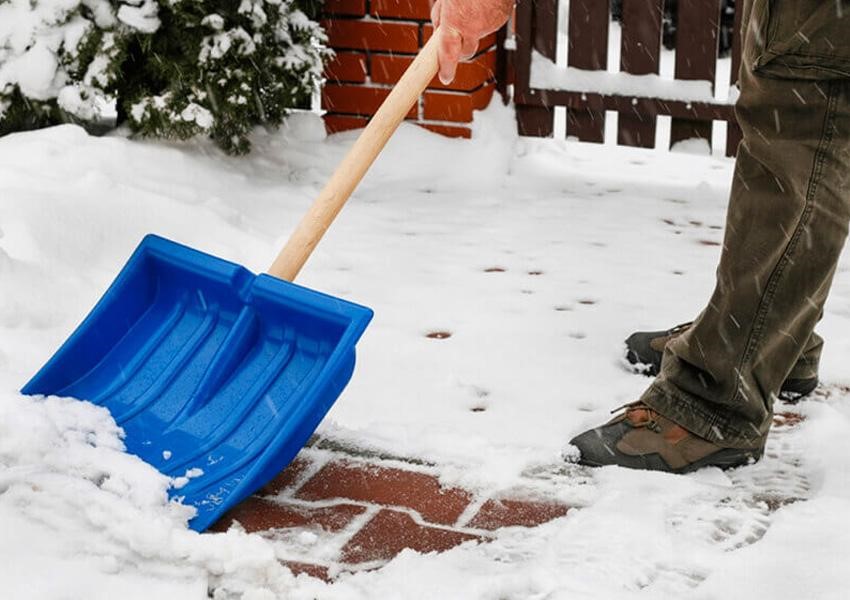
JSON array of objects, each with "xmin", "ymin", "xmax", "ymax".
[
  {"xmin": 0, "ymin": 394, "xmax": 297, "ymax": 599},
  {"xmin": 2, "ymin": 104, "xmax": 850, "ymax": 598}
]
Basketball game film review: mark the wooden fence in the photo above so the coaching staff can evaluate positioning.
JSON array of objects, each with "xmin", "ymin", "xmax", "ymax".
[{"xmin": 513, "ymin": 0, "xmax": 743, "ymax": 156}]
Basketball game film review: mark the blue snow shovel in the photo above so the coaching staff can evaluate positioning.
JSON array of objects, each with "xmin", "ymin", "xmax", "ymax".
[{"xmin": 22, "ymin": 34, "xmax": 441, "ymax": 531}]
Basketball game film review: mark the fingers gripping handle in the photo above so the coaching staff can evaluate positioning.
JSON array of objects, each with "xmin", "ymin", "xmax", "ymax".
[{"xmin": 267, "ymin": 32, "xmax": 441, "ymax": 281}]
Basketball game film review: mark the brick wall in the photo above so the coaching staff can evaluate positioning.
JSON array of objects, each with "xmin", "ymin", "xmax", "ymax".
[{"xmin": 322, "ymin": 0, "xmax": 498, "ymax": 139}]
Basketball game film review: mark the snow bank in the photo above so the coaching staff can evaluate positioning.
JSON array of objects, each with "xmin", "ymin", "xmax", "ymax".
[{"xmin": 0, "ymin": 393, "xmax": 300, "ymax": 599}]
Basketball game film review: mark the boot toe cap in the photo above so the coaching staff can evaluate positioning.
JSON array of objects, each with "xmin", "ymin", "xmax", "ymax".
[
  {"xmin": 569, "ymin": 421, "xmax": 631, "ymax": 467},
  {"xmin": 623, "ymin": 331, "xmax": 663, "ymax": 375}
]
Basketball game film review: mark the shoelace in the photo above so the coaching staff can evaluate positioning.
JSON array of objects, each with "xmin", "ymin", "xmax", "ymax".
[
  {"xmin": 610, "ymin": 402, "xmax": 663, "ymax": 433},
  {"xmin": 669, "ymin": 322, "xmax": 693, "ymax": 335}
]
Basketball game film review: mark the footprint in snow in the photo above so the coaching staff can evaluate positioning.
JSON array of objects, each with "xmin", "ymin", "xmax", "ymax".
[
  {"xmin": 667, "ymin": 401, "xmax": 811, "ymax": 554},
  {"xmin": 520, "ymin": 398, "xmax": 813, "ymax": 593}
]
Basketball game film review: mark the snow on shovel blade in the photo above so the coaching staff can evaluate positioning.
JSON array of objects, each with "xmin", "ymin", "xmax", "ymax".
[{"xmin": 22, "ymin": 234, "xmax": 373, "ymax": 531}]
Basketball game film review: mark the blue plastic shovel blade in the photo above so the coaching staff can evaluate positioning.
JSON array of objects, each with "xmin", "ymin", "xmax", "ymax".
[{"xmin": 22, "ymin": 234, "xmax": 373, "ymax": 531}]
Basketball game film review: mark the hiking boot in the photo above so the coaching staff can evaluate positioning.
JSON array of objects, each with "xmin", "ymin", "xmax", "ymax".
[
  {"xmin": 569, "ymin": 402, "xmax": 764, "ymax": 473},
  {"xmin": 623, "ymin": 322, "xmax": 819, "ymax": 400}
]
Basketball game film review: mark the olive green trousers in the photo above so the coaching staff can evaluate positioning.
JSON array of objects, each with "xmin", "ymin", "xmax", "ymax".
[{"xmin": 642, "ymin": 0, "xmax": 850, "ymax": 447}]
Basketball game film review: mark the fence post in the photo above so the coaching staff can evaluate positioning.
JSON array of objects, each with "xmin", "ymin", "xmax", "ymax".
[
  {"xmin": 618, "ymin": 0, "xmax": 664, "ymax": 148},
  {"xmin": 567, "ymin": 0, "xmax": 610, "ymax": 143},
  {"xmin": 515, "ymin": 0, "xmax": 557, "ymax": 137},
  {"xmin": 495, "ymin": 24, "xmax": 512, "ymax": 104},
  {"xmin": 670, "ymin": 0, "xmax": 722, "ymax": 150}
]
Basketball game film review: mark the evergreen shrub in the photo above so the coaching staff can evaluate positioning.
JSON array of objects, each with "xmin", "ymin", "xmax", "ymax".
[{"xmin": 0, "ymin": 0, "xmax": 329, "ymax": 153}]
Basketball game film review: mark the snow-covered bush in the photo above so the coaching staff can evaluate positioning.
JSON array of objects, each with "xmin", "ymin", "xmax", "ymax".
[
  {"xmin": 0, "ymin": 0, "xmax": 329, "ymax": 153},
  {"xmin": 0, "ymin": 0, "xmax": 151, "ymax": 135},
  {"xmin": 125, "ymin": 0, "xmax": 329, "ymax": 154}
]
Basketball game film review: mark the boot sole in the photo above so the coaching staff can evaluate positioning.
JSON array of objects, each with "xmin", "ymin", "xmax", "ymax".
[
  {"xmin": 578, "ymin": 446, "xmax": 764, "ymax": 474},
  {"xmin": 674, "ymin": 446, "xmax": 764, "ymax": 474}
]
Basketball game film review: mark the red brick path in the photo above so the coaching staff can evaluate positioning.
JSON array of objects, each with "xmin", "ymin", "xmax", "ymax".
[
  {"xmin": 212, "ymin": 449, "xmax": 570, "ymax": 580},
  {"xmin": 211, "ymin": 408, "xmax": 808, "ymax": 580}
]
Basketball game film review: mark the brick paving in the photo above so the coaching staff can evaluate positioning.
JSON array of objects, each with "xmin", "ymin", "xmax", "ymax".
[
  {"xmin": 211, "ymin": 407, "xmax": 807, "ymax": 581},
  {"xmin": 211, "ymin": 446, "xmax": 571, "ymax": 580}
]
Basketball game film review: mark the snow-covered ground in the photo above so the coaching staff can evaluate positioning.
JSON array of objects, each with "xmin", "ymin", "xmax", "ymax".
[{"xmin": 2, "ymin": 106, "xmax": 850, "ymax": 598}]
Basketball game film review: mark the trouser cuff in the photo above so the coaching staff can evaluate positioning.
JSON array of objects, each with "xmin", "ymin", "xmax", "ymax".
[{"xmin": 639, "ymin": 380, "xmax": 768, "ymax": 449}]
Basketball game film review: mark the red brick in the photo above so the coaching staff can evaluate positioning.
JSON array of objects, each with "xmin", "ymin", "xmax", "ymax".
[
  {"xmin": 431, "ymin": 50, "xmax": 496, "ymax": 91},
  {"xmin": 296, "ymin": 460, "xmax": 472, "ymax": 525},
  {"xmin": 371, "ymin": 0, "xmax": 432, "ymax": 20},
  {"xmin": 213, "ymin": 497, "xmax": 366, "ymax": 533},
  {"xmin": 259, "ymin": 456, "xmax": 313, "ymax": 496},
  {"xmin": 323, "ymin": 20, "xmax": 420, "ymax": 53},
  {"xmin": 372, "ymin": 49, "xmax": 497, "ymax": 91},
  {"xmin": 422, "ymin": 25, "xmax": 498, "ymax": 54},
  {"xmin": 325, "ymin": 51, "xmax": 368, "ymax": 83},
  {"xmin": 423, "ymin": 83, "xmax": 493, "ymax": 122},
  {"xmin": 467, "ymin": 498, "xmax": 569, "ymax": 531},
  {"xmin": 324, "ymin": 114, "xmax": 369, "ymax": 134},
  {"xmin": 341, "ymin": 509, "xmax": 482, "ymax": 564},
  {"xmin": 473, "ymin": 82, "xmax": 496, "ymax": 108},
  {"xmin": 324, "ymin": 0, "xmax": 366, "ymax": 15},
  {"xmin": 283, "ymin": 561, "xmax": 331, "ymax": 581},
  {"xmin": 423, "ymin": 90, "xmax": 473, "ymax": 121},
  {"xmin": 418, "ymin": 123, "xmax": 472, "ymax": 138},
  {"xmin": 368, "ymin": 53, "xmax": 410, "ymax": 85},
  {"xmin": 322, "ymin": 84, "xmax": 418, "ymax": 118}
]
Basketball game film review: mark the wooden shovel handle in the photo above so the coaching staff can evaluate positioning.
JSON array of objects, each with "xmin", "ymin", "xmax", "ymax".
[{"xmin": 267, "ymin": 32, "xmax": 441, "ymax": 281}]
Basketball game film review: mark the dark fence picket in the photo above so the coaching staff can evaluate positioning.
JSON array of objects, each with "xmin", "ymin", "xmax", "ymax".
[
  {"xmin": 567, "ymin": 0, "xmax": 610, "ymax": 143},
  {"xmin": 618, "ymin": 0, "xmax": 664, "ymax": 148},
  {"xmin": 495, "ymin": 25, "xmax": 511, "ymax": 104},
  {"xmin": 515, "ymin": 0, "xmax": 557, "ymax": 137},
  {"xmin": 670, "ymin": 0, "xmax": 722, "ymax": 150},
  {"xmin": 533, "ymin": 0, "xmax": 558, "ymax": 60}
]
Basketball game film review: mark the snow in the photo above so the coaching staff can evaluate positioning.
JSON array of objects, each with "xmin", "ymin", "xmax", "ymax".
[
  {"xmin": 57, "ymin": 86, "xmax": 94, "ymax": 120},
  {"xmin": 1, "ymin": 105, "xmax": 850, "ymax": 597},
  {"xmin": 0, "ymin": 394, "xmax": 295, "ymax": 599},
  {"xmin": 181, "ymin": 103, "xmax": 215, "ymax": 129},
  {"xmin": 670, "ymin": 137, "xmax": 712, "ymax": 156},
  {"xmin": 200, "ymin": 27, "xmax": 257, "ymax": 63},
  {"xmin": 531, "ymin": 50, "xmax": 720, "ymax": 104},
  {"xmin": 5, "ymin": 40, "xmax": 60, "ymax": 100},
  {"xmin": 116, "ymin": 2, "xmax": 160, "ymax": 34}
]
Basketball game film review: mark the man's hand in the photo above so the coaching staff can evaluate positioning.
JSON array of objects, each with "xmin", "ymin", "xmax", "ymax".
[{"xmin": 431, "ymin": 0, "xmax": 513, "ymax": 84}]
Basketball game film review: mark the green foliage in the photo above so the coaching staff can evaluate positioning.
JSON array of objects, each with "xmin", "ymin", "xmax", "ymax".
[
  {"xmin": 0, "ymin": 88, "xmax": 66, "ymax": 138},
  {"xmin": 0, "ymin": 0, "xmax": 329, "ymax": 153}
]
